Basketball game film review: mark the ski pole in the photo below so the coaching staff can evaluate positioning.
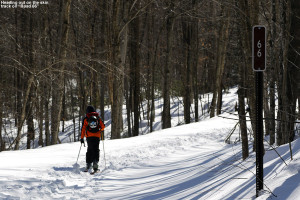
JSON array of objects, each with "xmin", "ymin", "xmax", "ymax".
[
  {"xmin": 76, "ymin": 141, "xmax": 85, "ymax": 164},
  {"xmin": 101, "ymin": 131, "xmax": 106, "ymax": 168}
]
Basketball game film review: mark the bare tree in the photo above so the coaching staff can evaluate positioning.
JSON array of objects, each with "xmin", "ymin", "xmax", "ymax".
[
  {"xmin": 210, "ymin": 2, "xmax": 231, "ymax": 118},
  {"xmin": 107, "ymin": 0, "xmax": 129, "ymax": 139},
  {"xmin": 0, "ymin": 68, "xmax": 3, "ymax": 151},
  {"xmin": 128, "ymin": 0, "xmax": 141, "ymax": 137},
  {"xmin": 162, "ymin": 1, "xmax": 176, "ymax": 129},
  {"xmin": 51, "ymin": 0, "xmax": 72, "ymax": 145}
]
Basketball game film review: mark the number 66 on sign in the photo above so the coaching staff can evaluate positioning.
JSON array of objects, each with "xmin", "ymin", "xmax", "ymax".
[{"xmin": 252, "ymin": 26, "xmax": 266, "ymax": 71}]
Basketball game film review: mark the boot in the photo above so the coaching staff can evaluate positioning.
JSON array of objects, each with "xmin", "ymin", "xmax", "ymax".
[
  {"xmin": 93, "ymin": 161, "xmax": 98, "ymax": 172},
  {"xmin": 84, "ymin": 163, "xmax": 91, "ymax": 172}
]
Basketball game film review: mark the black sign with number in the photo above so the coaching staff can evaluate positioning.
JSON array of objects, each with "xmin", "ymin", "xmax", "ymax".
[{"xmin": 253, "ymin": 26, "xmax": 266, "ymax": 71}]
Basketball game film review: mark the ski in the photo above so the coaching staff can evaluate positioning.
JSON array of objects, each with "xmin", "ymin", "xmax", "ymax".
[{"xmin": 90, "ymin": 170, "xmax": 99, "ymax": 175}]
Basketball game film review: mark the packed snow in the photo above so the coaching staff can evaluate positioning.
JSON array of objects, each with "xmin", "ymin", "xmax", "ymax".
[{"xmin": 0, "ymin": 87, "xmax": 300, "ymax": 200}]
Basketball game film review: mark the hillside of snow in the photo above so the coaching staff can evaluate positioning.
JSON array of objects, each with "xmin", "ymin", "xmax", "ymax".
[{"xmin": 0, "ymin": 87, "xmax": 300, "ymax": 200}]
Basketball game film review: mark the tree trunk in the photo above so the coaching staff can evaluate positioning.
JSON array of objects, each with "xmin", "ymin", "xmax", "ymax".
[
  {"xmin": 108, "ymin": 0, "xmax": 127, "ymax": 139},
  {"xmin": 129, "ymin": 12, "xmax": 140, "ymax": 137},
  {"xmin": 298, "ymin": 98, "xmax": 300, "ymax": 120},
  {"xmin": 41, "ymin": 8, "xmax": 51, "ymax": 147},
  {"xmin": 26, "ymin": 93, "xmax": 35, "ymax": 149},
  {"xmin": 38, "ymin": 91, "xmax": 44, "ymax": 147},
  {"xmin": 238, "ymin": 56, "xmax": 249, "ymax": 159},
  {"xmin": 237, "ymin": 0, "xmax": 259, "ymax": 151},
  {"xmin": 13, "ymin": 74, "xmax": 34, "ymax": 150},
  {"xmin": 210, "ymin": 4, "xmax": 230, "ymax": 117},
  {"xmin": 69, "ymin": 79, "xmax": 76, "ymax": 142},
  {"xmin": 263, "ymin": 80, "xmax": 271, "ymax": 137},
  {"xmin": 150, "ymin": 13, "xmax": 161, "ymax": 132},
  {"xmin": 193, "ymin": 31, "xmax": 199, "ymax": 122},
  {"xmin": 13, "ymin": 9, "xmax": 35, "ymax": 150},
  {"xmin": 14, "ymin": 9, "xmax": 22, "ymax": 128},
  {"xmin": 182, "ymin": 20, "xmax": 192, "ymax": 124},
  {"xmin": 269, "ymin": 0, "xmax": 277, "ymax": 145},
  {"xmin": 162, "ymin": 2, "xmax": 175, "ymax": 129},
  {"xmin": 62, "ymin": 79, "xmax": 66, "ymax": 133},
  {"xmin": 125, "ymin": 77, "xmax": 132, "ymax": 137},
  {"xmin": 277, "ymin": 0, "xmax": 292, "ymax": 145},
  {"xmin": 146, "ymin": 12, "xmax": 151, "ymax": 126},
  {"xmin": 99, "ymin": 0, "xmax": 106, "ymax": 123},
  {"xmin": 269, "ymin": 79, "xmax": 276, "ymax": 145},
  {"xmin": 287, "ymin": 0, "xmax": 300, "ymax": 143},
  {"xmin": 44, "ymin": 83, "xmax": 51, "ymax": 146},
  {"xmin": 51, "ymin": 0, "xmax": 71, "ymax": 145},
  {"xmin": 26, "ymin": 23, "xmax": 35, "ymax": 149},
  {"xmin": 0, "ymin": 83, "xmax": 3, "ymax": 151}
]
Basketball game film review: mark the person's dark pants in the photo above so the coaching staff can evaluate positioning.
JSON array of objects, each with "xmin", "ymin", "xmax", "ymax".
[{"xmin": 86, "ymin": 137, "xmax": 100, "ymax": 164}]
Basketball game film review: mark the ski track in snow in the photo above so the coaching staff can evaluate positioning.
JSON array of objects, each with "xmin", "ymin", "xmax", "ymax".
[
  {"xmin": 0, "ymin": 117, "xmax": 252, "ymax": 200},
  {"xmin": 1, "ymin": 87, "xmax": 300, "ymax": 200}
]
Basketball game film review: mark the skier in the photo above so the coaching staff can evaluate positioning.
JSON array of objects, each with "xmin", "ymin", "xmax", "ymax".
[{"xmin": 81, "ymin": 105, "xmax": 105, "ymax": 173}]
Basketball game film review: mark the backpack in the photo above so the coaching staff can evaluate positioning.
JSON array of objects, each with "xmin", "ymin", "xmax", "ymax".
[{"xmin": 86, "ymin": 112, "xmax": 100, "ymax": 133}]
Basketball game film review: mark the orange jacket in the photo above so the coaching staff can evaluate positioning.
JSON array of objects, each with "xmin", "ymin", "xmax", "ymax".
[{"xmin": 81, "ymin": 112, "xmax": 105, "ymax": 139}]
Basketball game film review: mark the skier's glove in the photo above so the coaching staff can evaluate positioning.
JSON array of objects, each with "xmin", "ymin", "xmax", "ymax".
[{"xmin": 80, "ymin": 138, "xmax": 84, "ymax": 144}]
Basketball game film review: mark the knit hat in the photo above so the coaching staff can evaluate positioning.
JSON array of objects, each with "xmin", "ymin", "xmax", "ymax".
[{"xmin": 86, "ymin": 105, "xmax": 95, "ymax": 114}]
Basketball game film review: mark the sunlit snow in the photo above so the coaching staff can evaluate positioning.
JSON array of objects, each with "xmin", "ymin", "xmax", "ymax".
[{"xmin": 1, "ymin": 87, "xmax": 299, "ymax": 199}]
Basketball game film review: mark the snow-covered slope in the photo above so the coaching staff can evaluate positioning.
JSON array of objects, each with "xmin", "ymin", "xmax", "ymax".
[
  {"xmin": 1, "ymin": 114, "xmax": 300, "ymax": 200},
  {"xmin": 0, "ymin": 87, "xmax": 300, "ymax": 199}
]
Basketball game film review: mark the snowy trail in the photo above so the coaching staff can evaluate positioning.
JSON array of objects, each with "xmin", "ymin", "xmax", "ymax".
[
  {"xmin": 0, "ymin": 116, "xmax": 260, "ymax": 200},
  {"xmin": 1, "ymin": 86, "xmax": 300, "ymax": 199},
  {"xmin": 1, "ymin": 130, "xmax": 300, "ymax": 200},
  {"xmin": 96, "ymin": 147, "xmax": 250, "ymax": 200},
  {"xmin": 1, "ymin": 116, "xmax": 300, "ymax": 200}
]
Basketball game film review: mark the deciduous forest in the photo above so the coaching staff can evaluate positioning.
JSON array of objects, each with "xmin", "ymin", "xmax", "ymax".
[{"xmin": 0, "ymin": 0, "xmax": 299, "ymax": 161}]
